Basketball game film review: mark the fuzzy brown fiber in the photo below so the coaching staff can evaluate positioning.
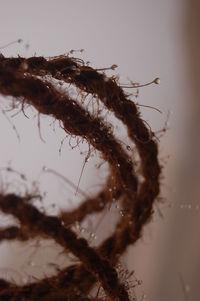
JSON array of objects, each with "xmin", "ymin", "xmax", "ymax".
[{"xmin": 0, "ymin": 54, "xmax": 160, "ymax": 300}]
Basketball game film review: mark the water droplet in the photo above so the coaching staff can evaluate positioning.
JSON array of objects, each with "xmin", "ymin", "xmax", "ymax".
[
  {"xmin": 196, "ymin": 205, "xmax": 199, "ymax": 210},
  {"xmin": 154, "ymin": 77, "xmax": 160, "ymax": 84},
  {"xmin": 90, "ymin": 233, "xmax": 96, "ymax": 239},
  {"xmin": 111, "ymin": 64, "xmax": 118, "ymax": 70},
  {"xmin": 188, "ymin": 204, "xmax": 192, "ymax": 209},
  {"xmin": 75, "ymin": 221, "xmax": 80, "ymax": 229},
  {"xmin": 80, "ymin": 228, "xmax": 85, "ymax": 233},
  {"xmin": 21, "ymin": 61, "xmax": 28, "ymax": 70},
  {"xmin": 22, "ymin": 277, "xmax": 27, "ymax": 284},
  {"xmin": 40, "ymin": 206, "xmax": 45, "ymax": 213},
  {"xmin": 185, "ymin": 284, "xmax": 191, "ymax": 293}
]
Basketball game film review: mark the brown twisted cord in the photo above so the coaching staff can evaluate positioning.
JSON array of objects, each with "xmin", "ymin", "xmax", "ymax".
[
  {"xmin": 0, "ymin": 68, "xmax": 133, "ymax": 300},
  {"xmin": 0, "ymin": 54, "xmax": 160, "ymax": 300},
  {"xmin": 0, "ymin": 194, "xmax": 130, "ymax": 300}
]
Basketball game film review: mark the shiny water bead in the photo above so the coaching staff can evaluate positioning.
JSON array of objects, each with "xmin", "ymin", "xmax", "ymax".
[
  {"xmin": 21, "ymin": 61, "xmax": 28, "ymax": 70},
  {"xmin": 90, "ymin": 233, "xmax": 97, "ymax": 239},
  {"xmin": 154, "ymin": 77, "xmax": 160, "ymax": 84},
  {"xmin": 29, "ymin": 261, "xmax": 35, "ymax": 267},
  {"xmin": 185, "ymin": 284, "xmax": 191, "ymax": 293},
  {"xmin": 22, "ymin": 277, "xmax": 28, "ymax": 284},
  {"xmin": 120, "ymin": 210, "xmax": 124, "ymax": 217},
  {"xmin": 40, "ymin": 206, "xmax": 45, "ymax": 213},
  {"xmin": 110, "ymin": 64, "xmax": 117, "ymax": 70},
  {"xmin": 75, "ymin": 221, "xmax": 80, "ymax": 230},
  {"xmin": 75, "ymin": 69, "xmax": 81, "ymax": 75},
  {"xmin": 80, "ymin": 227, "xmax": 85, "ymax": 233}
]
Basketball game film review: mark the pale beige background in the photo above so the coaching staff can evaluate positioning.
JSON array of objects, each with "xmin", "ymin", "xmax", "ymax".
[{"xmin": 0, "ymin": 0, "xmax": 199, "ymax": 300}]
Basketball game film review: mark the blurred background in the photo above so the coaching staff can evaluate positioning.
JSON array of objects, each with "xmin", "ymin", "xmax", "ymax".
[{"xmin": 0, "ymin": 0, "xmax": 199, "ymax": 300}]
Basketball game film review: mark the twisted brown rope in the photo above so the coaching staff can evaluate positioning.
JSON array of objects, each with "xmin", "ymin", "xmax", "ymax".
[{"xmin": 0, "ymin": 54, "xmax": 160, "ymax": 300}]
